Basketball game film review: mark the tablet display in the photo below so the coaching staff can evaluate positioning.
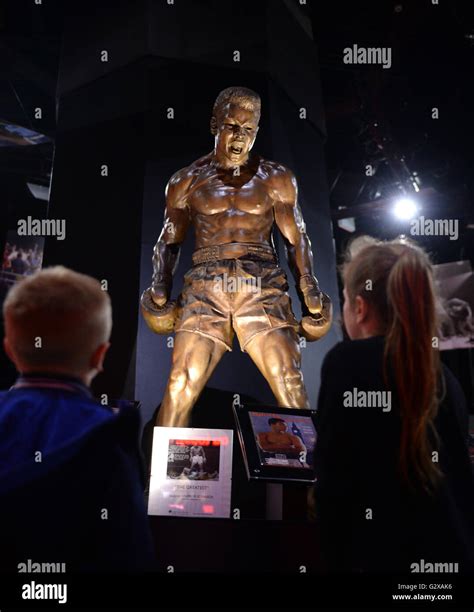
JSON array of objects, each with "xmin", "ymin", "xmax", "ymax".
[
  {"xmin": 249, "ymin": 411, "xmax": 317, "ymax": 469},
  {"xmin": 233, "ymin": 404, "xmax": 318, "ymax": 483}
]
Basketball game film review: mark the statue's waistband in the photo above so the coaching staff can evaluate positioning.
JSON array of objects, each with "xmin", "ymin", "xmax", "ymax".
[{"xmin": 192, "ymin": 242, "xmax": 277, "ymax": 266}]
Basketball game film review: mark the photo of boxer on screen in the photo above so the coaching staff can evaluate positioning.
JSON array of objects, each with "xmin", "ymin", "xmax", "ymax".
[{"xmin": 249, "ymin": 412, "xmax": 316, "ymax": 468}]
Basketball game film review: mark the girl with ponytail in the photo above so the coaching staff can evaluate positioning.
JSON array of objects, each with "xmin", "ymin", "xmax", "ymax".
[{"xmin": 314, "ymin": 236, "xmax": 474, "ymax": 573}]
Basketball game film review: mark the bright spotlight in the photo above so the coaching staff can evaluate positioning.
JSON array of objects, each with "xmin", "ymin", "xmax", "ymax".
[{"xmin": 392, "ymin": 198, "xmax": 418, "ymax": 220}]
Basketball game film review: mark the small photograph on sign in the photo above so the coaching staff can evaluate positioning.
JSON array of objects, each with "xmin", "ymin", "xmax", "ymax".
[{"xmin": 167, "ymin": 439, "xmax": 220, "ymax": 481}]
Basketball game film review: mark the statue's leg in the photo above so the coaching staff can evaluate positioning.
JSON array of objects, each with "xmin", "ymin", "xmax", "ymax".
[
  {"xmin": 156, "ymin": 331, "xmax": 228, "ymax": 427},
  {"xmin": 244, "ymin": 327, "xmax": 310, "ymax": 409}
]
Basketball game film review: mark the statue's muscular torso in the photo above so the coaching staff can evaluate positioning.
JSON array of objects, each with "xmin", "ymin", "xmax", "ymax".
[{"xmin": 167, "ymin": 152, "xmax": 294, "ymax": 249}]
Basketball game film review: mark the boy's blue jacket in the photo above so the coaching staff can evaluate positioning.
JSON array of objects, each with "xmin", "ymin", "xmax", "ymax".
[{"xmin": 0, "ymin": 374, "xmax": 156, "ymax": 572}]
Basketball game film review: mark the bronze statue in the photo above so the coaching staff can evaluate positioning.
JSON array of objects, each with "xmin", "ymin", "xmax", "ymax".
[{"xmin": 141, "ymin": 86, "xmax": 332, "ymax": 427}]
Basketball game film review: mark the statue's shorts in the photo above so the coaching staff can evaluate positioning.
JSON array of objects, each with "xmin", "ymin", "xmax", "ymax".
[{"xmin": 174, "ymin": 259, "xmax": 299, "ymax": 352}]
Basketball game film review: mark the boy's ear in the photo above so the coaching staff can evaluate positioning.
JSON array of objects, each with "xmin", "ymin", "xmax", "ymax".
[
  {"xmin": 90, "ymin": 342, "xmax": 111, "ymax": 373},
  {"xmin": 210, "ymin": 115, "xmax": 218, "ymax": 136}
]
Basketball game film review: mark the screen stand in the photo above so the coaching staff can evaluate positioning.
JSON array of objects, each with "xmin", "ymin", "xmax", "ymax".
[{"xmin": 265, "ymin": 483, "xmax": 283, "ymax": 520}]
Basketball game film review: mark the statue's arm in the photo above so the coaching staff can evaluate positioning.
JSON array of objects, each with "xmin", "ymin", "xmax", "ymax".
[
  {"xmin": 272, "ymin": 167, "xmax": 323, "ymax": 315},
  {"xmin": 151, "ymin": 169, "xmax": 192, "ymax": 307}
]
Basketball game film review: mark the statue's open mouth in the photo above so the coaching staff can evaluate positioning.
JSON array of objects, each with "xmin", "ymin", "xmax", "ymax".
[{"xmin": 230, "ymin": 144, "xmax": 243, "ymax": 154}]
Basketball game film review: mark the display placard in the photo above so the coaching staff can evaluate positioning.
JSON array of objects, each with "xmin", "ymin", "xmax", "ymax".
[
  {"xmin": 148, "ymin": 427, "xmax": 233, "ymax": 518},
  {"xmin": 233, "ymin": 404, "xmax": 317, "ymax": 483}
]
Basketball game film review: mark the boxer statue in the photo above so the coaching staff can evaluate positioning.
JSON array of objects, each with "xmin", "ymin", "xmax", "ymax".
[{"xmin": 141, "ymin": 86, "xmax": 332, "ymax": 427}]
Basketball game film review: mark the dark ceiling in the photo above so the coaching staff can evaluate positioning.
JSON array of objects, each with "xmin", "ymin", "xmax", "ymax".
[{"xmin": 311, "ymin": 0, "xmax": 474, "ymax": 263}]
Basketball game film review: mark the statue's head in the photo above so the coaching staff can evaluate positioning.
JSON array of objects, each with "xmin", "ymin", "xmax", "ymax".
[{"xmin": 210, "ymin": 86, "xmax": 260, "ymax": 167}]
